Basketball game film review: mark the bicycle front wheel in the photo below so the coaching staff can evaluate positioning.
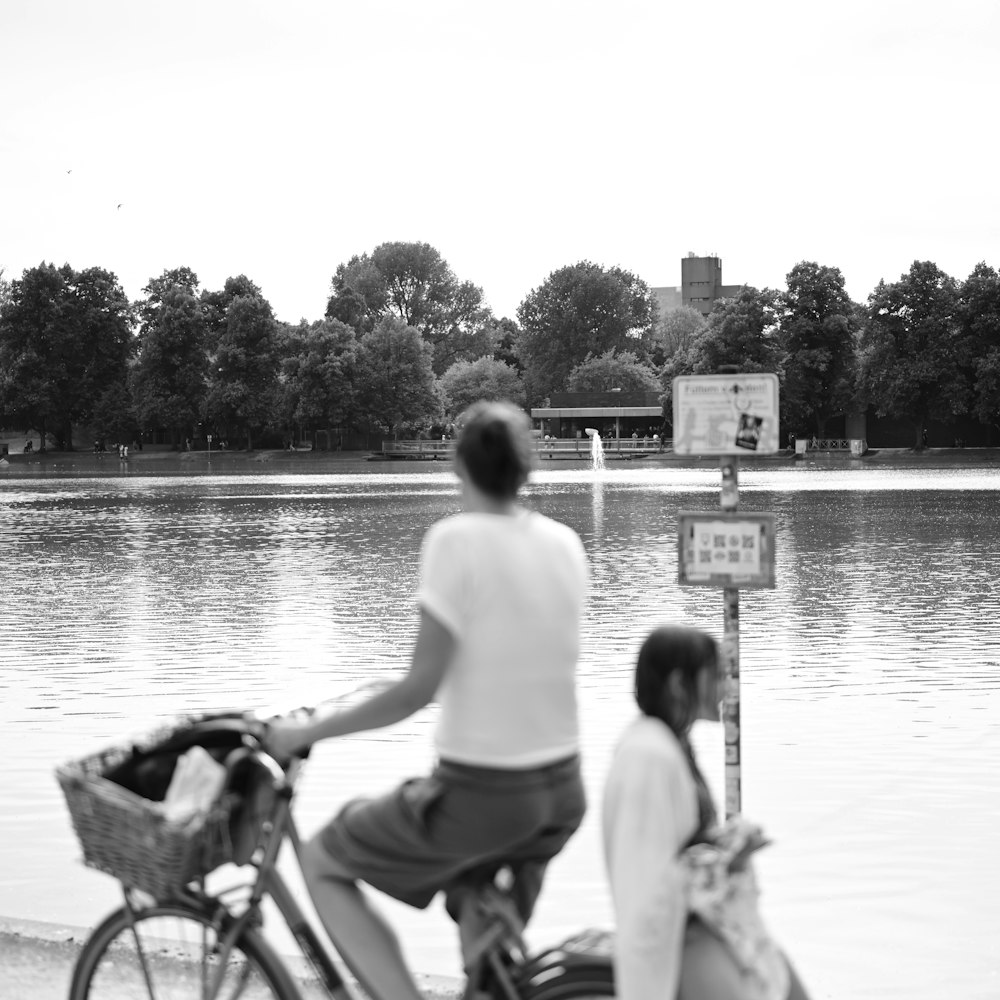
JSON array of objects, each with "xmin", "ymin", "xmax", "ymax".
[{"xmin": 70, "ymin": 902, "xmax": 301, "ymax": 1000}]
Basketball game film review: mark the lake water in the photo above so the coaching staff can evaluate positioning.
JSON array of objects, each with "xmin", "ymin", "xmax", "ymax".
[{"xmin": 2, "ymin": 461, "xmax": 999, "ymax": 1000}]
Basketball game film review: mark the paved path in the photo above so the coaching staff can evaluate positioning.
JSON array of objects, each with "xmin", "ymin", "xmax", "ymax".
[
  {"xmin": 0, "ymin": 928, "xmax": 78, "ymax": 1000},
  {"xmin": 0, "ymin": 918, "xmax": 461, "ymax": 1000}
]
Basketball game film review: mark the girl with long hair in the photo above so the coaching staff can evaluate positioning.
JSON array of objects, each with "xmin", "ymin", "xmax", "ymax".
[{"xmin": 603, "ymin": 626, "xmax": 811, "ymax": 1000}]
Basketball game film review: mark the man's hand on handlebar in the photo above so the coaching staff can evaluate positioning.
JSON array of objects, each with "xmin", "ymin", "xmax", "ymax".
[
  {"xmin": 263, "ymin": 708, "xmax": 316, "ymax": 764},
  {"xmin": 260, "ymin": 680, "xmax": 399, "ymax": 763}
]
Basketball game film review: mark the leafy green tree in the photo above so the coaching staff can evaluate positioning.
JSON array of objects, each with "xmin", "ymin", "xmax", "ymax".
[
  {"xmin": 91, "ymin": 381, "xmax": 139, "ymax": 445},
  {"xmin": 356, "ymin": 316, "xmax": 441, "ymax": 438},
  {"xmin": 137, "ymin": 267, "xmax": 200, "ymax": 332},
  {"xmin": 73, "ymin": 267, "xmax": 137, "ymax": 410},
  {"xmin": 858, "ymin": 261, "xmax": 967, "ymax": 449},
  {"xmin": 0, "ymin": 263, "xmax": 74, "ymax": 448},
  {"xmin": 661, "ymin": 286, "xmax": 784, "ymax": 421},
  {"xmin": 204, "ymin": 294, "xmax": 280, "ymax": 450},
  {"xmin": 686, "ymin": 286, "xmax": 783, "ymax": 374},
  {"xmin": 657, "ymin": 306, "xmax": 707, "ymax": 359},
  {"xmin": 567, "ymin": 350, "xmax": 661, "ymax": 393},
  {"xmin": 515, "ymin": 261, "xmax": 657, "ymax": 404},
  {"xmin": 131, "ymin": 283, "xmax": 209, "ymax": 446},
  {"xmin": 327, "ymin": 242, "xmax": 495, "ymax": 375},
  {"xmin": 780, "ymin": 262, "xmax": 860, "ymax": 437},
  {"xmin": 959, "ymin": 262, "xmax": 1000, "ymax": 431},
  {"xmin": 69, "ymin": 266, "xmax": 136, "ymax": 443},
  {"xmin": 491, "ymin": 316, "xmax": 523, "ymax": 372},
  {"xmin": 438, "ymin": 357, "xmax": 526, "ymax": 417},
  {"xmin": 326, "ymin": 256, "xmax": 386, "ymax": 327},
  {"xmin": 202, "ymin": 275, "xmax": 264, "ymax": 346},
  {"xmin": 0, "ymin": 262, "xmax": 133, "ymax": 449},
  {"xmin": 278, "ymin": 318, "xmax": 360, "ymax": 444}
]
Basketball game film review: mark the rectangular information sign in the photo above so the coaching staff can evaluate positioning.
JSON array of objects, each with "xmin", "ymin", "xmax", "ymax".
[
  {"xmin": 677, "ymin": 511, "xmax": 776, "ymax": 589},
  {"xmin": 672, "ymin": 373, "xmax": 780, "ymax": 455}
]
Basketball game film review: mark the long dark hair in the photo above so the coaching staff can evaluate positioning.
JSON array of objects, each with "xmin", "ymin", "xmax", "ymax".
[
  {"xmin": 634, "ymin": 626, "xmax": 719, "ymax": 840},
  {"xmin": 454, "ymin": 400, "xmax": 534, "ymax": 500}
]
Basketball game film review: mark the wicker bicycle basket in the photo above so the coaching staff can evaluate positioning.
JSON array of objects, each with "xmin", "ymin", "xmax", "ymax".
[{"xmin": 56, "ymin": 722, "xmax": 238, "ymax": 901}]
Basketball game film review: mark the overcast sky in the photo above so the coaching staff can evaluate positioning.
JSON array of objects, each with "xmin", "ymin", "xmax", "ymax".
[{"xmin": 3, "ymin": 0, "xmax": 998, "ymax": 325}]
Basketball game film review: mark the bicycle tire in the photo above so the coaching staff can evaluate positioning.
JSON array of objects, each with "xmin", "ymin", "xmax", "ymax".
[
  {"xmin": 515, "ymin": 963, "xmax": 615, "ymax": 1000},
  {"xmin": 69, "ymin": 901, "xmax": 302, "ymax": 1000}
]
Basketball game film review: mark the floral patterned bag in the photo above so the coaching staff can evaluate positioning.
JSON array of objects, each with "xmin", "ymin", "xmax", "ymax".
[{"xmin": 680, "ymin": 815, "xmax": 790, "ymax": 1000}]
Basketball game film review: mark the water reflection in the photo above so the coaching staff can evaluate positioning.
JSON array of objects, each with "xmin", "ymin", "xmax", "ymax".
[{"xmin": 2, "ymin": 467, "xmax": 999, "ymax": 999}]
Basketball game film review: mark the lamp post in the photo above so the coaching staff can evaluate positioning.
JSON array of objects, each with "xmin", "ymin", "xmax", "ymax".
[{"xmin": 611, "ymin": 386, "xmax": 622, "ymax": 442}]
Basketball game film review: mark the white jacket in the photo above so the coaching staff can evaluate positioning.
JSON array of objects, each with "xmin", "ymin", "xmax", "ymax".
[{"xmin": 602, "ymin": 715, "xmax": 698, "ymax": 1000}]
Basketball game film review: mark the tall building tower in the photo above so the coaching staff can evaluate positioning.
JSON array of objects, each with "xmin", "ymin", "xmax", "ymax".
[
  {"xmin": 651, "ymin": 254, "xmax": 744, "ymax": 321},
  {"xmin": 681, "ymin": 253, "xmax": 742, "ymax": 316}
]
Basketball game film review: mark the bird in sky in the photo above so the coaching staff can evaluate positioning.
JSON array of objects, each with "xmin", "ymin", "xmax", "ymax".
[{"xmin": 117, "ymin": 203, "xmax": 123, "ymax": 210}]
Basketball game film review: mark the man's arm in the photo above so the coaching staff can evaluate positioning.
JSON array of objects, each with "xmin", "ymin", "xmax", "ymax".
[{"xmin": 266, "ymin": 608, "xmax": 456, "ymax": 758}]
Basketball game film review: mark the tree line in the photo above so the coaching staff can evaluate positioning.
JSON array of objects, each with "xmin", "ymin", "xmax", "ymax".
[{"xmin": 1, "ymin": 246, "xmax": 998, "ymax": 452}]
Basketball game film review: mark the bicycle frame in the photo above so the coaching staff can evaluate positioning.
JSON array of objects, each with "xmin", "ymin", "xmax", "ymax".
[
  {"xmin": 261, "ymin": 802, "xmax": 360, "ymax": 999},
  {"xmin": 104, "ymin": 715, "xmax": 612, "ymax": 1000},
  {"xmin": 215, "ymin": 754, "xmax": 363, "ymax": 1000}
]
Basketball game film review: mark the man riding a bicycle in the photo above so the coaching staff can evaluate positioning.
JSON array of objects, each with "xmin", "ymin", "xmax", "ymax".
[{"xmin": 265, "ymin": 402, "xmax": 590, "ymax": 1000}]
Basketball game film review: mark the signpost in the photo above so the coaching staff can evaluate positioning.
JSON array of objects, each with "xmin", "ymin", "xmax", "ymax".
[
  {"xmin": 673, "ymin": 372, "xmax": 779, "ymax": 818},
  {"xmin": 672, "ymin": 373, "xmax": 780, "ymax": 456},
  {"xmin": 677, "ymin": 511, "xmax": 776, "ymax": 589}
]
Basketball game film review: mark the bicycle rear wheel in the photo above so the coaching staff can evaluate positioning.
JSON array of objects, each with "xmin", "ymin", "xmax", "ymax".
[
  {"xmin": 515, "ymin": 963, "xmax": 615, "ymax": 1000},
  {"xmin": 69, "ymin": 902, "xmax": 301, "ymax": 1000}
]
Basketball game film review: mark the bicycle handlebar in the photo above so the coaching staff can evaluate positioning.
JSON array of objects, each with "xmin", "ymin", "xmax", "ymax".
[{"xmin": 189, "ymin": 681, "xmax": 396, "ymax": 793}]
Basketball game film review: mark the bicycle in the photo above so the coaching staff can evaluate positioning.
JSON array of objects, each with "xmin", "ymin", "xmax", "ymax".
[{"xmin": 57, "ymin": 708, "xmax": 616, "ymax": 1000}]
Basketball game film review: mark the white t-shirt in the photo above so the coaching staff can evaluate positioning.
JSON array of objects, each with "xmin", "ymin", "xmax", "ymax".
[
  {"xmin": 417, "ymin": 510, "xmax": 588, "ymax": 768},
  {"xmin": 602, "ymin": 715, "xmax": 699, "ymax": 1000}
]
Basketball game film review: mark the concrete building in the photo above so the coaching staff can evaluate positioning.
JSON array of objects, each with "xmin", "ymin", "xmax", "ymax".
[{"xmin": 652, "ymin": 253, "xmax": 743, "ymax": 318}]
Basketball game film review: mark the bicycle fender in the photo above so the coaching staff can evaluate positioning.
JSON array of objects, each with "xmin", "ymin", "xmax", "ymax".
[{"xmin": 515, "ymin": 944, "xmax": 614, "ymax": 991}]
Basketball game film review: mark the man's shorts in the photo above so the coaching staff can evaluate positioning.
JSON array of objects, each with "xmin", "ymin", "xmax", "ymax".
[{"xmin": 317, "ymin": 754, "xmax": 586, "ymax": 917}]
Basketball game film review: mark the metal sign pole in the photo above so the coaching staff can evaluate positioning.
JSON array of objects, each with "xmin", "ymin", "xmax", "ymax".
[
  {"xmin": 672, "ymin": 371, "xmax": 780, "ymax": 822},
  {"xmin": 720, "ymin": 456, "xmax": 741, "ymax": 818}
]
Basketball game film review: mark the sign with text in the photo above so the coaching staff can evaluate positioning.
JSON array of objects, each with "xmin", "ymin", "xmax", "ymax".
[
  {"xmin": 677, "ymin": 511, "xmax": 776, "ymax": 589},
  {"xmin": 672, "ymin": 373, "xmax": 780, "ymax": 455}
]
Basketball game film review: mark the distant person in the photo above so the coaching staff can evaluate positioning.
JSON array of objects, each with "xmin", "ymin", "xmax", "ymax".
[
  {"xmin": 603, "ymin": 626, "xmax": 811, "ymax": 1000},
  {"xmin": 265, "ymin": 400, "xmax": 590, "ymax": 1000}
]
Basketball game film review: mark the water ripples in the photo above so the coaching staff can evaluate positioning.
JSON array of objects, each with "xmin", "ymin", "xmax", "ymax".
[{"xmin": 3, "ymin": 466, "xmax": 1000, "ymax": 998}]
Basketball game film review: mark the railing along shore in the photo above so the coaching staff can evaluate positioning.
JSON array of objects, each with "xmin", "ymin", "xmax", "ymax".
[{"xmin": 372, "ymin": 438, "xmax": 670, "ymax": 460}]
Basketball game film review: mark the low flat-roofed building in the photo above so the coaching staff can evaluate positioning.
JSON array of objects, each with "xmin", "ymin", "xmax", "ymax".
[{"xmin": 532, "ymin": 391, "xmax": 663, "ymax": 440}]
